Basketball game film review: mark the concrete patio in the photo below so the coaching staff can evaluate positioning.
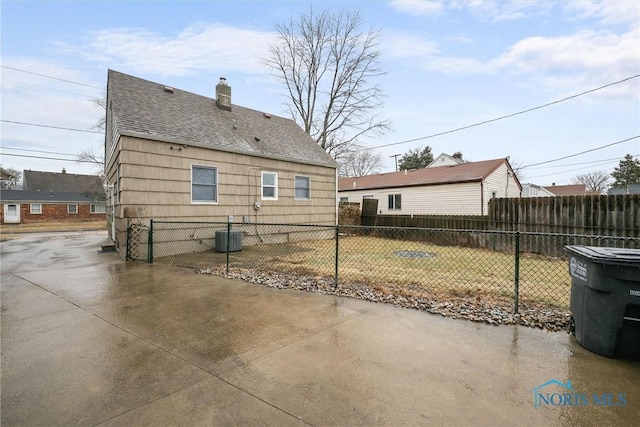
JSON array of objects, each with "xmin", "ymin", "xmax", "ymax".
[{"xmin": 1, "ymin": 231, "xmax": 638, "ymax": 426}]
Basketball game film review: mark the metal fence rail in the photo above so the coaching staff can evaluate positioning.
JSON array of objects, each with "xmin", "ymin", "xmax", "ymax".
[{"xmin": 147, "ymin": 221, "xmax": 640, "ymax": 330}]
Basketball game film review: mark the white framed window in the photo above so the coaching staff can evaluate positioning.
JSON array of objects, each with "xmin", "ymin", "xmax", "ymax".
[
  {"xmin": 339, "ymin": 196, "xmax": 349, "ymax": 203},
  {"xmin": 294, "ymin": 176, "xmax": 310, "ymax": 200},
  {"xmin": 68, "ymin": 204, "xmax": 78, "ymax": 214},
  {"xmin": 30, "ymin": 204, "xmax": 42, "ymax": 214},
  {"xmin": 388, "ymin": 194, "xmax": 401, "ymax": 210},
  {"xmin": 192, "ymin": 165, "xmax": 218, "ymax": 203},
  {"xmin": 91, "ymin": 204, "xmax": 106, "ymax": 214},
  {"xmin": 261, "ymin": 171, "xmax": 278, "ymax": 200}
]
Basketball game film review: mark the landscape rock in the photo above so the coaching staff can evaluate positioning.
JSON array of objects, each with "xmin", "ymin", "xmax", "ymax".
[{"xmin": 196, "ymin": 266, "xmax": 571, "ymax": 332}]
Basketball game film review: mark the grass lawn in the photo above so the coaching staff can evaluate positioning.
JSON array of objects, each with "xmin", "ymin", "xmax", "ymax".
[
  {"xmin": 0, "ymin": 221, "xmax": 107, "ymax": 241},
  {"xmin": 158, "ymin": 235, "xmax": 571, "ymax": 308}
]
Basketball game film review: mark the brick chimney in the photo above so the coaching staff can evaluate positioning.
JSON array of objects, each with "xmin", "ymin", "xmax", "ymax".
[{"xmin": 215, "ymin": 77, "xmax": 231, "ymax": 111}]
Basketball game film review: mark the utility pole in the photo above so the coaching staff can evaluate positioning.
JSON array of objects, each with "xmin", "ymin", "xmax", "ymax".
[{"xmin": 390, "ymin": 153, "xmax": 401, "ymax": 171}]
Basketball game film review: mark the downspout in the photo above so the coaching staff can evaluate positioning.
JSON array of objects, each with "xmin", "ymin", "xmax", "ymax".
[
  {"xmin": 480, "ymin": 181, "xmax": 484, "ymax": 215},
  {"xmin": 505, "ymin": 167, "xmax": 510, "ymax": 197},
  {"xmin": 247, "ymin": 167, "xmax": 263, "ymax": 242}
]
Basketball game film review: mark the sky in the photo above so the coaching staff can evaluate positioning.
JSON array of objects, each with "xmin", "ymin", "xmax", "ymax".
[{"xmin": 1, "ymin": 0, "xmax": 639, "ymax": 188}]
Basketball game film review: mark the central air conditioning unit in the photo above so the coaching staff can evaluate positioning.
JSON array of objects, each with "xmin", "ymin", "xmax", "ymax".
[{"xmin": 215, "ymin": 231, "xmax": 243, "ymax": 252}]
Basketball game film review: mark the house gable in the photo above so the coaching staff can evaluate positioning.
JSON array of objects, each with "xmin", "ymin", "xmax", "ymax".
[
  {"xmin": 106, "ymin": 70, "xmax": 337, "ymax": 169},
  {"xmin": 104, "ymin": 70, "xmax": 339, "ymax": 258},
  {"xmin": 427, "ymin": 152, "xmax": 465, "ymax": 168}
]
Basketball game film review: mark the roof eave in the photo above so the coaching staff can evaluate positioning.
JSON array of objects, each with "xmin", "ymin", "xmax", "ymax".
[
  {"xmin": 119, "ymin": 130, "xmax": 338, "ymax": 169},
  {"xmin": 339, "ymin": 178, "xmax": 483, "ymax": 192}
]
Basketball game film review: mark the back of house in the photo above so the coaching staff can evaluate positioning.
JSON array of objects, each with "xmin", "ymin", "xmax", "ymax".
[{"xmin": 105, "ymin": 70, "xmax": 338, "ymax": 259}]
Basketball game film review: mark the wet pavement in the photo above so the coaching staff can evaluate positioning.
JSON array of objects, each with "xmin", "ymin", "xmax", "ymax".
[{"xmin": 1, "ymin": 231, "xmax": 639, "ymax": 426}]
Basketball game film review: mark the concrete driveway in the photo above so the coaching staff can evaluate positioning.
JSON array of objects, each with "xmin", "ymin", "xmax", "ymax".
[{"xmin": 1, "ymin": 231, "xmax": 639, "ymax": 426}]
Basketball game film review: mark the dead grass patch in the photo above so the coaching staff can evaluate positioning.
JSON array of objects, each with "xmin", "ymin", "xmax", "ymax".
[
  {"xmin": 0, "ymin": 221, "xmax": 106, "ymax": 241},
  {"xmin": 158, "ymin": 235, "xmax": 571, "ymax": 308}
]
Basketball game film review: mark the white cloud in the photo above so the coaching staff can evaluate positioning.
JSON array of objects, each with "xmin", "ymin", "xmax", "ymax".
[
  {"xmin": 56, "ymin": 23, "xmax": 278, "ymax": 77},
  {"xmin": 489, "ymin": 27, "xmax": 640, "ymax": 88},
  {"xmin": 388, "ymin": 0, "xmax": 444, "ymax": 16},
  {"xmin": 451, "ymin": 0, "xmax": 552, "ymax": 23},
  {"xmin": 383, "ymin": 32, "xmax": 439, "ymax": 58},
  {"xmin": 565, "ymin": 0, "xmax": 640, "ymax": 26},
  {"xmin": 383, "ymin": 31, "xmax": 484, "ymax": 74}
]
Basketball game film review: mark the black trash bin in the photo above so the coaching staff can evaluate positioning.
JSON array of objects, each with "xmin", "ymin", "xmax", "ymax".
[{"xmin": 565, "ymin": 246, "xmax": 640, "ymax": 360}]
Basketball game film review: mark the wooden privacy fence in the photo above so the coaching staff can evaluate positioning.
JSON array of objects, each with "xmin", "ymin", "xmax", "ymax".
[
  {"xmin": 490, "ymin": 194, "xmax": 639, "ymax": 237},
  {"xmin": 353, "ymin": 194, "xmax": 639, "ymax": 257}
]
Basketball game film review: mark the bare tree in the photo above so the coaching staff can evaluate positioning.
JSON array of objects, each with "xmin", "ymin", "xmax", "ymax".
[
  {"xmin": 77, "ymin": 94, "xmax": 107, "ymax": 175},
  {"xmin": 90, "ymin": 95, "xmax": 106, "ymax": 131},
  {"xmin": 571, "ymin": 170, "xmax": 610, "ymax": 193},
  {"xmin": 266, "ymin": 9, "xmax": 389, "ymax": 158},
  {"xmin": 509, "ymin": 158, "xmax": 525, "ymax": 182},
  {"xmin": 77, "ymin": 147, "xmax": 105, "ymax": 176},
  {"xmin": 338, "ymin": 149, "xmax": 383, "ymax": 178},
  {"xmin": 0, "ymin": 167, "xmax": 21, "ymax": 189}
]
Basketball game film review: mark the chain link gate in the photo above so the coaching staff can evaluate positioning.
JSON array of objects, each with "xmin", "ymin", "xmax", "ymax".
[{"xmin": 126, "ymin": 221, "xmax": 150, "ymax": 262}]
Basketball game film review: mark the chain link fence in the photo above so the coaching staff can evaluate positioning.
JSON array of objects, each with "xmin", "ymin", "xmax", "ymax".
[{"xmin": 145, "ymin": 221, "xmax": 639, "ymax": 330}]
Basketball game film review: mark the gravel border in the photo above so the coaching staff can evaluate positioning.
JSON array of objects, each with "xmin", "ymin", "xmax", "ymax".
[{"xmin": 196, "ymin": 266, "xmax": 571, "ymax": 333}]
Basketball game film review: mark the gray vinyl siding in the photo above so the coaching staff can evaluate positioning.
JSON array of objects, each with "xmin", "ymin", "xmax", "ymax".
[{"xmin": 110, "ymin": 136, "xmax": 336, "ymax": 258}]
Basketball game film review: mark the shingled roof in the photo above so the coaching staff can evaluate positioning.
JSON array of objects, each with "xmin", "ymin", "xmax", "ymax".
[
  {"xmin": 23, "ymin": 170, "xmax": 104, "ymax": 195},
  {"xmin": 339, "ymin": 158, "xmax": 516, "ymax": 191},
  {"xmin": 0, "ymin": 189, "xmax": 101, "ymax": 203},
  {"xmin": 543, "ymin": 184, "xmax": 599, "ymax": 196},
  {"xmin": 107, "ymin": 70, "xmax": 337, "ymax": 168}
]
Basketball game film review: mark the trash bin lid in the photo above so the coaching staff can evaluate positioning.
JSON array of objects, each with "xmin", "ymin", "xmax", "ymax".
[{"xmin": 564, "ymin": 246, "xmax": 640, "ymax": 266}]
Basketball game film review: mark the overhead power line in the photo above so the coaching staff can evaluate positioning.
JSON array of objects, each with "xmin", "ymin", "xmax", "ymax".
[
  {"xmin": 1, "ymin": 146, "xmax": 78, "ymax": 156},
  {"xmin": 363, "ymin": 74, "xmax": 640, "ymax": 150},
  {"xmin": 526, "ymin": 161, "xmax": 622, "ymax": 180},
  {"xmin": 525, "ymin": 154, "xmax": 640, "ymax": 170},
  {"xmin": 1, "ymin": 78, "xmax": 99, "ymax": 98},
  {"xmin": 520, "ymin": 136, "xmax": 639, "ymax": 169},
  {"xmin": 0, "ymin": 152, "xmax": 94, "ymax": 163},
  {"xmin": 1, "ymin": 120, "xmax": 104, "ymax": 134},
  {"xmin": 0, "ymin": 65, "xmax": 104, "ymax": 89}
]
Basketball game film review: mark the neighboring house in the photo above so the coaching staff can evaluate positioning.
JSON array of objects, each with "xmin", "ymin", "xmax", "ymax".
[
  {"xmin": 105, "ymin": 70, "xmax": 338, "ymax": 259},
  {"xmin": 427, "ymin": 152, "xmax": 466, "ymax": 168},
  {"xmin": 543, "ymin": 184, "xmax": 600, "ymax": 196},
  {"xmin": 608, "ymin": 184, "xmax": 640, "ymax": 195},
  {"xmin": 521, "ymin": 183, "xmax": 556, "ymax": 198},
  {"xmin": 0, "ymin": 169, "xmax": 106, "ymax": 224},
  {"xmin": 338, "ymin": 158, "xmax": 521, "ymax": 215}
]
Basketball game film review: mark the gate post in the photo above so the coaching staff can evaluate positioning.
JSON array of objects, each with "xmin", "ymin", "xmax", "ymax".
[
  {"xmin": 514, "ymin": 231, "xmax": 520, "ymax": 314},
  {"xmin": 148, "ymin": 219, "xmax": 154, "ymax": 264},
  {"xmin": 126, "ymin": 219, "xmax": 130, "ymax": 261},
  {"xmin": 225, "ymin": 221, "xmax": 231, "ymax": 276},
  {"xmin": 334, "ymin": 225, "xmax": 339, "ymax": 288}
]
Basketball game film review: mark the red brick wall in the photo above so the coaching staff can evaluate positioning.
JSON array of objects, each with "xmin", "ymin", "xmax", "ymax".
[{"xmin": 1, "ymin": 202, "xmax": 106, "ymax": 223}]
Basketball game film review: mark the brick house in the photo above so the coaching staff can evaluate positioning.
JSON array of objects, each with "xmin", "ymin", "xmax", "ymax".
[{"xmin": 0, "ymin": 169, "xmax": 106, "ymax": 224}]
